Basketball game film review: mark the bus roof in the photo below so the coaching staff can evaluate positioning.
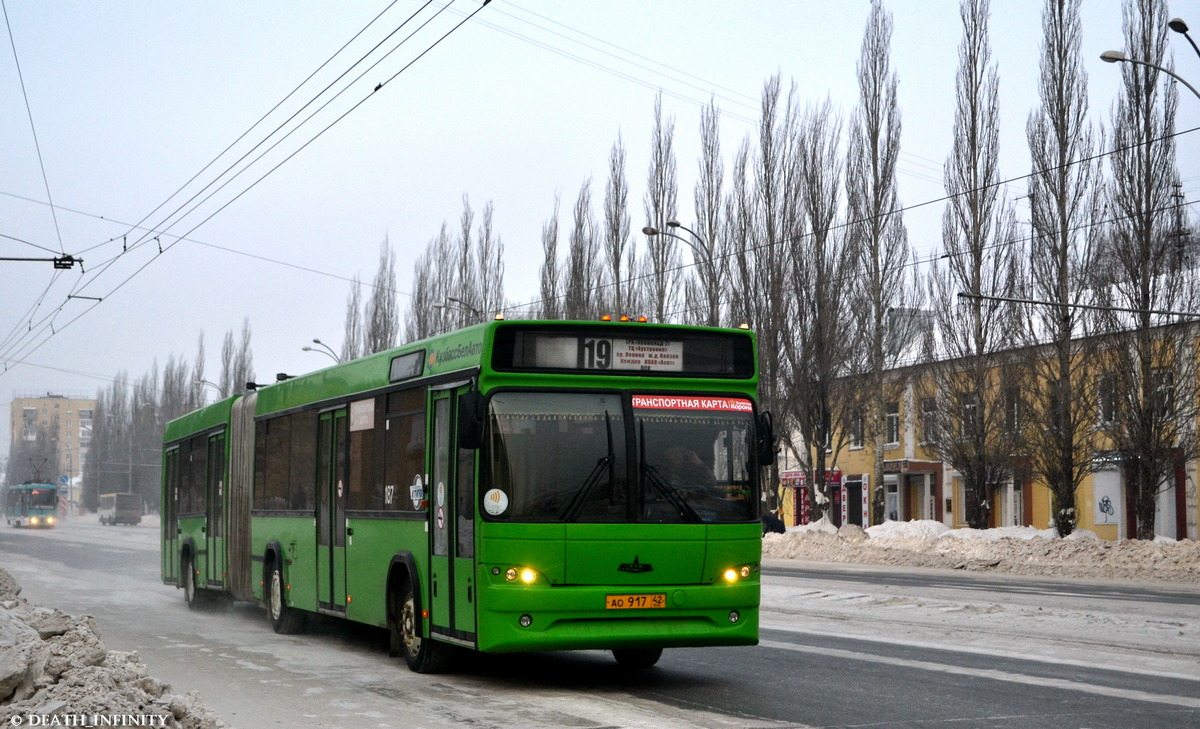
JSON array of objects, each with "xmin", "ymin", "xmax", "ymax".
[{"xmin": 168, "ymin": 320, "xmax": 758, "ymax": 431}]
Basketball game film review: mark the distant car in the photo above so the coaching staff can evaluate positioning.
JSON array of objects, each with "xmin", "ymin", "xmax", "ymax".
[{"xmin": 99, "ymin": 492, "xmax": 142, "ymax": 526}]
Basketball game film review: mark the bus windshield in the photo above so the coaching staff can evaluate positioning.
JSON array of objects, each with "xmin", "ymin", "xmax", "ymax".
[
  {"xmin": 484, "ymin": 391, "xmax": 757, "ymax": 524},
  {"xmin": 29, "ymin": 488, "xmax": 57, "ymax": 508}
]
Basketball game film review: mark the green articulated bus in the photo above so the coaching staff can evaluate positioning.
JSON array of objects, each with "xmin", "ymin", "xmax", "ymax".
[{"xmin": 161, "ymin": 319, "xmax": 773, "ymax": 672}]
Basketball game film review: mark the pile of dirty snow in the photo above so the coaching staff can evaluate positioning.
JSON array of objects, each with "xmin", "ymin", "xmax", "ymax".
[
  {"xmin": 762, "ymin": 519, "xmax": 1200, "ymax": 583},
  {"xmin": 0, "ymin": 568, "xmax": 228, "ymax": 728}
]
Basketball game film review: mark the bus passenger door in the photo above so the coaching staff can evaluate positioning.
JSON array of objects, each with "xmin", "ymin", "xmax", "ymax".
[
  {"xmin": 428, "ymin": 386, "xmax": 477, "ymax": 645},
  {"xmin": 205, "ymin": 432, "xmax": 226, "ymax": 589},
  {"xmin": 162, "ymin": 448, "xmax": 179, "ymax": 585},
  {"xmin": 316, "ymin": 408, "xmax": 348, "ymax": 614}
]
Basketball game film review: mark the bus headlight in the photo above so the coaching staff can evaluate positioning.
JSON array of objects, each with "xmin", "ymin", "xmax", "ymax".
[
  {"xmin": 722, "ymin": 565, "xmax": 756, "ymax": 583},
  {"xmin": 45, "ymin": 516, "xmax": 56, "ymax": 525},
  {"xmin": 29, "ymin": 517, "xmax": 40, "ymax": 526},
  {"xmin": 504, "ymin": 567, "xmax": 539, "ymax": 584}
]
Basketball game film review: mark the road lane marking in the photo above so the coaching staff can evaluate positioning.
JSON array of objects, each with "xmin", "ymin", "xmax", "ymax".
[{"xmin": 760, "ymin": 639, "xmax": 1200, "ymax": 710}]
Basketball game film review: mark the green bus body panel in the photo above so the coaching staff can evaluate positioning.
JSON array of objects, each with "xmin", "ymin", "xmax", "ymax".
[
  {"xmin": 163, "ymin": 398, "xmax": 235, "ymax": 443},
  {"xmin": 473, "ymin": 521, "xmax": 760, "ymax": 652},
  {"xmin": 161, "ymin": 320, "xmax": 763, "ymax": 656},
  {"xmin": 254, "ymin": 326, "xmax": 490, "ymax": 417},
  {"xmin": 250, "ymin": 516, "xmax": 318, "ymax": 607},
  {"xmin": 342, "ymin": 518, "xmax": 428, "ymax": 626}
]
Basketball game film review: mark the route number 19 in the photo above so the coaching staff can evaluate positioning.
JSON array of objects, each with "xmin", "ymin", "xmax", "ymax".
[{"xmin": 579, "ymin": 338, "xmax": 612, "ymax": 369}]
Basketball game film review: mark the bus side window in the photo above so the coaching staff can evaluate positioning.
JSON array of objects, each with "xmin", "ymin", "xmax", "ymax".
[{"xmin": 385, "ymin": 388, "xmax": 425, "ymax": 512}]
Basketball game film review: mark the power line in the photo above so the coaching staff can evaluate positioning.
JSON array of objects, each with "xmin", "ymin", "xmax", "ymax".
[
  {"xmin": 111, "ymin": 0, "xmax": 415, "ymax": 261},
  {"xmin": 1, "ymin": 0, "xmax": 64, "ymax": 255},
  {"xmin": 0, "ymin": 1, "xmax": 491, "ymax": 374},
  {"xmin": 113, "ymin": 1, "xmax": 436, "ymax": 263}
]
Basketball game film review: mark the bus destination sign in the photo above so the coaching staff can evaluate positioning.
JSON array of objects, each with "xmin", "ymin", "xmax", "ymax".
[{"xmin": 534, "ymin": 335, "xmax": 684, "ymax": 372}]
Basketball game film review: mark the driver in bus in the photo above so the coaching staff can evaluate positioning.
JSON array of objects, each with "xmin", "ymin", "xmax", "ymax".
[{"xmin": 665, "ymin": 446, "xmax": 716, "ymax": 488}]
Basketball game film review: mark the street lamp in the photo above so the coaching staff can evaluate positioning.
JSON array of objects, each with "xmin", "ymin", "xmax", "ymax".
[
  {"xmin": 642, "ymin": 221, "xmax": 720, "ymax": 326},
  {"xmin": 194, "ymin": 379, "xmax": 221, "ymax": 405},
  {"xmin": 1100, "ymin": 49, "xmax": 1200, "ymax": 101},
  {"xmin": 433, "ymin": 296, "xmax": 483, "ymax": 318},
  {"xmin": 1169, "ymin": 18, "xmax": 1200, "ymax": 62},
  {"xmin": 303, "ymin": 338, "xmax": 341, "ymax": 364}
]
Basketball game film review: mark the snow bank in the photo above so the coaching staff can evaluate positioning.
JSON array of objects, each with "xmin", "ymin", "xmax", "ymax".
[
  {"xmin": 765, "ymin": 520, "xmax": 1200, "ymax": 582},
  {"xmin": 0, "ymin": 568, "xmax": 227, "ymax": 728}
]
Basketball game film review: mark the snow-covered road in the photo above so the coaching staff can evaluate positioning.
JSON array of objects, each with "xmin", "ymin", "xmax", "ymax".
[{"xmin": 3, "ymin": 516, "xmax": 1198, "ymax": 728}]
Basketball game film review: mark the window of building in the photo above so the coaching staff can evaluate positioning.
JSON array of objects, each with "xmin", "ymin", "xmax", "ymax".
[
  {"xmin": 920, "ymin": 397, "xmax": 937, "ymax": 444},
  {"xmin": 1004, "ymin": 387, "xmax": 1020, "ymax": 434},
  {"xmin": 885, "ymin": 402, "xmax": 900, "ymax": 446},
  {"xmin": 959, "ymin": 392, "xmax": 980, "ymax": 438},
  {"xmin": 1152, "ymin": 368, "xmax": 1175, "ymax": 421},
  {"xmin": 848, "ymin": 409, "xmax": 864, "ymax": 449},
  {"xmin": 1097, "ymin": 373, "xmax": 1117, "ymax": 425}
]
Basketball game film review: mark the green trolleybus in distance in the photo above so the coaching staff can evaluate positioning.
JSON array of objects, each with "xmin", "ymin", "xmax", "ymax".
[
  {"xmin": 5, "ymin": 483, "xmax": 59, "ymax": 528},
  {"xmin": 161, "ymin": 320, "xmax": 773, "ymax": 672}
]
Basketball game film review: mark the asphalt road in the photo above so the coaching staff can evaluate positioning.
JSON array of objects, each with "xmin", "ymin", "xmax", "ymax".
[{"xmin": 2, "ymin": 519, "xmax": 1198, "ymax": 728}]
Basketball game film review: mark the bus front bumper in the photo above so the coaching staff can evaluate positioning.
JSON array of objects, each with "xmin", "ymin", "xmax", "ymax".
[{"xmin": 475, "ymin": 582, "xmax": 759, "ymax": 653}]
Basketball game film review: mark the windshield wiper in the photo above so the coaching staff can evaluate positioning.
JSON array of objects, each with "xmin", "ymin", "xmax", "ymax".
[
  {"xmin": 638, "ymin": 424, "xmax": 701, "ymax": 523},
  {"xmin": 561, "ymin": 411, "xmax": 615, "ymax": 522}
]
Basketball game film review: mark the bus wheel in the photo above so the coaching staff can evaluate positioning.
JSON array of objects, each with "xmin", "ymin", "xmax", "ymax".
[
  {"xmin": 612, "ymin": 648, "xmax": 663, "ymax": 669},
  {"xmin": 183, "ymin": 555, "xmax": 205, "ymax": 609},
  {"xmin": 268, "ymin": 561, "xmax": 306, "ymax": 634},
  {"xmin": 393, "ymin": 580, "xmax": 452, "ymax": 673}
]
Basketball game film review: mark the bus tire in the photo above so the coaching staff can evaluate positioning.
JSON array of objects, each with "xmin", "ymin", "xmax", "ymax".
[
  {"xmin": 612, "ymin": 648, "xmax": 663, "ymax": 669},
  {"xmin": 392, "ymin": 579, "xmax": 452, "ymax": 674},
  {"xmin": 267, "ymin": 560, "xmax": 306, "ymax": 635},
  {"xmin": 183, "ymin": 555, "xmax": 206, "ymax": 609}
]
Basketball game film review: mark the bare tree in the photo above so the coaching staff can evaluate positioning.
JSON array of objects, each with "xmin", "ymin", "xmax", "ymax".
[
  {"xmin": 725, "ymin": 138, "xmax": 759, "ymax": 330},
  {"xmin": 601, "ymin": 136, "xmax": 634, "ymax": 316},
  {"xmin": 232, "ymin": 318, "xmax": 255, "ymax": 392},
  {"xmin": 845, "ymin": 1, "xmax": 914, "ymax": 524},
  {"xmin": 161, "ymin": 353, "xmax": 193, "ymax": 425},
  {"xmin": 538, "ymin": 194, "xmax": 563, "ymax": 320},
  {"xmin": 218, "ymin": 330, "xmax": 235, "ymax": 398},
  {"xmin": 729, "ymin": 75, "xmax": 798, "ymax": 505},
  {"xmin": 341, "ymin": 275, "xmax": 364, "ymax": 362},
  {"xmin": 782, "ymin": 101, "xmax": 858, "ymax": 522},
  {"xmin": 364, "ymin": 239, "xmax": 400, "ymax": 354},
  {"xmin": 685, "ymin": 98, "xmax": 726, "ymax": 327},
  {"xmin": 1096, "ymin": 0, "xmax": 1194, "ymax": 539},
  {"xmin": 563, "ymin": 179, "xmax": 600, "ymax": 319},
  {"xmin": 475, "ymin": 200, "xmax": 505, "ymax": 319},
  {"xmin": 1022, "ymin": 0, "xmax": 1106, "ymax": 536},
  {"xmin": 189, "ymin": 331, "xmax": 206, "ymax": 409},
  {"xmin": 641, "ymin": 93, "xmax": 681, "ymax": 322},
  {"xmin": 924, "ymin": 0, "xmax": 1024, "ymax": 529},
  {"xmin": 404, "ymin": 224, "xmax": 453, "ymax": 340}
]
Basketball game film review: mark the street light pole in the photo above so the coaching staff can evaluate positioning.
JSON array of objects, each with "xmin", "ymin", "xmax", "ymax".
[
  {"xmin": 1100, "ymin": 50, "xmax": 1200, "ymax": 101},
  {"xmin": 1169, "ymin": 17, "xmax": 1200, "ymax": 62},
  {"xmin": 642, "ymin": 222, "xmax": 720, "ymax": 326},
  {"xmin": 303, "ymin": 338, "xmax": 342, "ymax": 364},
  {"xmin": 194, "ymin": 379, "xmax": 221, "ymax": 404},
  {"xmin": 433, "ymin": 297, "xmax": 484, "ymax": 319}
]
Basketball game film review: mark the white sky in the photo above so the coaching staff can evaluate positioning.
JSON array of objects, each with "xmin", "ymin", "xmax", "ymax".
[{"xmin": 2, "ymin": 0, "xmax": 1197, "ymax": 447}]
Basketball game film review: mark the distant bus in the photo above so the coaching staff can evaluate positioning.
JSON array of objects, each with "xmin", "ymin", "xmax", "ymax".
[
  {"xmin": 161, "ymin": 319, "xmax": 772, "ymax": 672},
  {"xmin": 99, "ymin": 492, "xmax": 142, "ymax": 526},
  {"xmin": 5, "ymin": 483, "xmax": 59, "ymax": 528}
]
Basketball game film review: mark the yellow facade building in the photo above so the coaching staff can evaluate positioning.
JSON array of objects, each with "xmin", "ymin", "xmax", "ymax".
[{"xmin": 786, "ymin": 368, "xmax": 1196, "ymax": 542}]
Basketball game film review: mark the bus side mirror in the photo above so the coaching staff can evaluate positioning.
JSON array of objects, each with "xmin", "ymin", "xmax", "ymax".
[
  {"xmin": 458, "ymin": 392, "xmax": 486, "ymax": 450},
  {"xmin": 757, "ymin": 411, "xmax": 776, "ymax": 466}
]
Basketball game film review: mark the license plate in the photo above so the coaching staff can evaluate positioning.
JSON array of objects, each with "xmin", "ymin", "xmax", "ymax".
[{"xmin": 605, "ymin": 593, "xmax": 666, "ymax": 610}]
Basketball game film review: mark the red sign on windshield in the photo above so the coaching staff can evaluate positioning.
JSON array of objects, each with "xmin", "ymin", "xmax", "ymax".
[{"xmin": 631, "ymin": 395, "xmax": 753, "ymax": 412}]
